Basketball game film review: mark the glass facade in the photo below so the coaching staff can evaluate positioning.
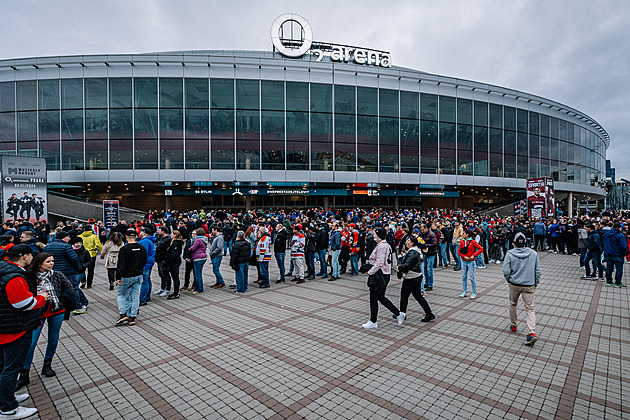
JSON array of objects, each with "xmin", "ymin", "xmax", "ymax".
[{"xmin": 0, "ymin": 77, "xmax": 607, "ymax": 185}]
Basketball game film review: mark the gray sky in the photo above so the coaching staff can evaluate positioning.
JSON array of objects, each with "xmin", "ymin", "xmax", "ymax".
[{"xmin": 2, "ymin": 0, "xmax": 628, "ymax": 178}]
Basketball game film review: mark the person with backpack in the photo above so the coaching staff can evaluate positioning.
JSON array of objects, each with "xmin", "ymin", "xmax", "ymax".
[
  {"xmin": 583, "ymin": 224, "xmax": 603, "ymax": 280},
  {"xmin": 602, "ymin": 222, "xmax": 629, "ymax": 287},
  {"xmin": 458, "ymin": 229, "xmax": 484, "ymax": 299}
]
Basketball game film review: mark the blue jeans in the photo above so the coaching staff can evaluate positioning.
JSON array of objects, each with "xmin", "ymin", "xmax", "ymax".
[
  {"xmin": 605, "ymin": 255, "xmax": 624, "ymax": 284},
  {"xmin": 117, "ymin": 275, "xmax": 143, "ymax": 317},
  {"xmin": 579, "ymin": 248, "xmax": 588, "ymax": 267},
  {"xmin": 306, "ymin": 251, "xmax": 316, "ymax": 276},
  {"xmin": 438, "ymin": 243, "xmax": 448, "ymax": 266},
  {"xmin": 350, "ymin": 253, "xmax": 359, "ymax": 275},
  {"xmin": 317, "ymin": 249, "xmax": 327, "ymax": 275},
  {"xmin": 461, "ymin": 261, "xmax": 477, "ymax": 294},
  {"xmin": 275, "ymin": 253, "xmax": 286, "ymax": 281},
  {"xmin": 223, "ymin": 239, "xmax": 232, "ymax": 256},
  {"xmin": 331, "ymin": 249, "xmax": 341, "ymax": 278},
  {"xmin": 211, "ymin": 256, "xmax": 224, "ymax": 284},
  {"xmin": 585, "ymin": 251, "xmax": 603, "ymax": 278},
  {"xmin": 24, "ymin": 312, "xmax": 64, "ymax": 370},
  {"xmin": 259, "ymin": 261, "xmax": 269, "ymax": 286},
  {"xmin": 475, "ymin": 254, "xmax": 485, "ymax": 267},
  {"xmin": 448, "ymin": 243, "xmax": 461, "ymax": 268},
  {"xmin": 423, "ymin": 255, "xmax": 435, "ymax": 288},
  {"xmin": 193, "ymin": 259, "xmax": 206, "ymax": 292},
  {"xmin": 236, "ymin": 262, "xmax": 249, "ymax": 292},
  {"xmin": 0, "ymin": 330, "xmax": 32, "ymax": 413},
  {"xmin": 140, "ymin": 266, "xmax": 153, "ymax": 304},
  {"xmin": 70, "ymin": 273, "xmax": 89, "ymax": 307}
]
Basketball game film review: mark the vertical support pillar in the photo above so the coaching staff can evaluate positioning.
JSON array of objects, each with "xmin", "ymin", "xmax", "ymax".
[
  {"xmin": 452, "ymin": 197, "xmax": 458, "ymax": 209},
  {"xmin": 324, "ymin": 196, "xmax": 329, "ymax": 211},
  {"xmin": 394, "ymin": 197, "xmax": 399, "ymax": 210},
  {"xmin": 165, "ymin": 195, "xmax": 171, "ymax": 211},
  {"xmin": 568, "ymin": 192, "xmax": 573, "ymax": 218},
  {"xmin": 245, "ymin": 196, "xmax": 252, "ymax": 212}
]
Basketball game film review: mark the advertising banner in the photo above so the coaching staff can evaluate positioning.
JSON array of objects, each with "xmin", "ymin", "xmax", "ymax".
[
  {"xmin": 527, "ymin": 177, "xmax": 555, "ymax": 218},
  {"xmin": 103, "ymin": 200, "xmax": 120, "ymax": 230},
  {"xmin": 1, "ymin": 156, "xmax": 47, "ymax": 223}
]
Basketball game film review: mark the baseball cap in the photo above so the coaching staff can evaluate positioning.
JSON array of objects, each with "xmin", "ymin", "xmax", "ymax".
[
  {"xmin": 514, "ymin": 232, "xmax": 527, "ymax": 247},
  {"xmin": 55, "ymin": 231, "xmax": 69, "ymax": 240},
  {"xmin": 6, "ymin": 244, "xmax": 33, "ymax": 258}
]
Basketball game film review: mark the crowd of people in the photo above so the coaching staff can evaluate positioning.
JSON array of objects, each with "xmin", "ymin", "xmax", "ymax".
[{"xmin": 0, "ymin": 206, "xmax": 629, "ymax": 418}]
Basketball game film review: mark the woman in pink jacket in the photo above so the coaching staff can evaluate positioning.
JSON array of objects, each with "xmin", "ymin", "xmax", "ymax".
[{"xmin": 187, "ymin": 229, "xmax": 208, "ymax": 293}]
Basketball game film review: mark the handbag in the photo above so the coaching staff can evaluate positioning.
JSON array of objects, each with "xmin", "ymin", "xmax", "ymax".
[
  {"xmin": 359, "ymin": 263, "xmax": 373, "ymax": 274},
  {"xmin": 249, "ymin": 253, "xmax": 258, "ymax": 266}
]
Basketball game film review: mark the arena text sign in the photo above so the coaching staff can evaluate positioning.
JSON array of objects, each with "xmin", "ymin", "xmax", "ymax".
[{"xmin": 271, "ymin": 13, "xmax": 391, "ymax": 68}]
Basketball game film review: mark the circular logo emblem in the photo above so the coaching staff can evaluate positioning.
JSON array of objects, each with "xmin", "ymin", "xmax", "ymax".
[{"xmin": 270, "ymin": 13, "xmax": 313, "ymax": 58}]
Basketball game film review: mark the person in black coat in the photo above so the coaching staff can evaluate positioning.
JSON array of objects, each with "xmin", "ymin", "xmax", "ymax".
[
  {"xmin": 396, "ymin": 236, "xmax": 435, "ymax": 323},
  {"xmin": 315, "ymin": 224, "xmax": 329, "ymax": 277},
  {"xmin": 230, "ymin": 231, "xmax": 251, "ymax": 293},
  {"xmin": 162, "ymin": 231, "xmax": 184, "ymax": 299},
  {"xmin": 274, "ymin": 224, "xmax": 289, "ymax": 283}
]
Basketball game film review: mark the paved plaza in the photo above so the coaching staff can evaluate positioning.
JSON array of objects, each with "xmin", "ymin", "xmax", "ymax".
[{"xmin": 23, "ymin": 251, "xmax": 629, "ymax": 419}]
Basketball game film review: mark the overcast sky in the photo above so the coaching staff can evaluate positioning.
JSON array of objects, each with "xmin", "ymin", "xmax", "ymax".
[{"xmin": 2, "ymin": 0, "xmax": 628, "ymax": 178}]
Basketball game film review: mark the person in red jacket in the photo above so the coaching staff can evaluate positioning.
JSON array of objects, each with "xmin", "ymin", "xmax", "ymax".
[{"xmin": 458, "ymin": 229, "xmax": 484, "ymax": 299}]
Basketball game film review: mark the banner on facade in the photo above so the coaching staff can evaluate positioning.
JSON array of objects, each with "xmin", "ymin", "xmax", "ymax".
[
  {"xmin": 1, "ymin": 156, "xmax": 48, "ymax": 224},
  {"xmin": 103, "ymin": 200, "xmax": 119, "ymax": 230},
  {"xmin": 527, "ymin": 177, "xmax": 555, "ymax": 218}
]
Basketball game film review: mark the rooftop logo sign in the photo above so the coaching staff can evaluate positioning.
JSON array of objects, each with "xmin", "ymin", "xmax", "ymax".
[{"xmin": 270, "ymin": 13, "xmax": 391, "ymax": 68}]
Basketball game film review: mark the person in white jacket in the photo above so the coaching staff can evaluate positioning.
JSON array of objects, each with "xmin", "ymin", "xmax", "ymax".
[
  {"xmin": 256, "ymin": 227, "xmax": 272, "ymax": 288},
  {"xmin": 290, "ymin": 225, "xmax": 306, "ymax": 283}
]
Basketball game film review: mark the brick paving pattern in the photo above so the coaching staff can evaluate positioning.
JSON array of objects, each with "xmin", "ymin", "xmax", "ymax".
[{"xmin": 22, "ymin": 251, "xmax": 629, "ymax": 419}]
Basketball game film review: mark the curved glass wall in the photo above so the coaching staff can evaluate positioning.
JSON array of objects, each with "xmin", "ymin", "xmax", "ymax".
[{"xmin": 0, "ymin": 78, "xmax": 606, "ymax": 185}]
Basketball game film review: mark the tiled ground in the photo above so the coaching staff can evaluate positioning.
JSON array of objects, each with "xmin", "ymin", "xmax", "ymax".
[{"xmin": 22, "ymin": 251, "xmax": 629, "ymax": 419}]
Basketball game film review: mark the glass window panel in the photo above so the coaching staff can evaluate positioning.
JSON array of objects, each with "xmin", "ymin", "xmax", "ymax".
[
  {"xmin": 529, "ymin": 135, "xmax": 539, "ymax": 178},
  {"xmin": 0, "ymin": 113, "xmax": 16, "ymax": 154},
  {"xmin": 160, "ymin": 108, "xmax": 183, "ymax": 138},
  {"xmin": 540, "ymin": 136, "xmax": 550, "ymax": 178},
  {"xmin": 0, "ymin": 82, "xmax": 15, "ymax": 113},
  {"xmin": 185, "ymin": 79, "xmax": 209, "ymax": 109},
  {"xmin": 457, "ymin": 98, "xmax": 472, "ymax": 125},
  {"xmin": 474, "ymin": 102, "xmax": 488, "ymax": 127},
  {"xmin": 517, "ymin": 132, "xmax": 528, "ymax": 178},
  {"xmin": 85, "ymin": 109, "xmax": 108, "ymax": 169},
  {"xmin": 379, "ymin": 117, "xmax": 398, "ymax": 172},
  {"xmin": 236, "ymin": 109, "xmax": 259, "ymax": 170},
  {"xmin": 457, "ymin": 124, "xmax": 473, "ymax": 175},
  {"xmin": 17, "ymin": 111, "xmax": 37, "ymax": 156},
  {"xmin": 286, "ymin": 111, "xmax": 308, "ymax": 170},
  {"xmin": 134, "ymin": 108, "xmax": 158, "ymax": 169},
  {"xmin": 311, "ymin": 112, "xmax": 332, "ymax": 171},
  {"xmin": 529, "ymin": 112, "xmax": 539, "ymax": 135},
  {"xmin": 504, "ymin": 107, "xmax": 516, "ymax": 131},
  {"xmin": 109, "ymin": 108, "xmax": 133, "ymax": 170},
  {"xmin": 39, "ymin": 110, "xmax": 60, "ymax": 169},
  {"xmin": 85, "ymin": 78, "xmax": 107, "ymax": 109},
  {"xmin": 540, "ymin": 114, "xmax": 549, "ymax": 137},
  {"xmin": 310, "ymin": 83, "xmax": 332, "ymax": 113},
  {"xmin": 489, "ymin": 128, "xmax": 503, "ymax": 177},
  {"xmin": 420, "ymin": 93, "xmax": 437, "ymax": 121},
  {"xmin": 567, "ymin": 122, "xmax": 575, "ymax": 144},
  {"xmin": 61, "ymin": 109, "xmax": 83, "ymax": 170},
  {"xmin": 39, "ymin": 80, "xmax": 59, "ymax": 110},
  {"xmin": 210, "ymin": 79, "xmax": 234, "ymax": 109},
  {"xmin": 439, "ymin": 121, "xmax": 456, "ymax": 174},
  {"xmin": 559, "ymin": 119, "xmax": 568, "ymax": 140},
  {"xmin": 261, "ymin": 81, "xmax": 284, "ymax": 111},
  {"xmin": 504, "ymin": 130, "xmax": 516, "ymax": 178},
  {"xmin": 109, "ymin": 108, "xmax": 132, "ymax": 139},
  {"xmin": 17, "ymin": 81, "xmax": 37, "ymax": 111},
  {"xmin": 211, "ymin": 109, "xmax": 234, "ymax": 170},
  {"xmin": 357, "ymin": 115, "xmax": 378, "ymax": 172},
  {"xmin": 400, "ymin": 91, "xmax": 418, "ymax": 120},
  {"xmin": 357, "ymin": 87, "xmax": 377, "ymax": 116},
  {"xmin": 400, "ymin": 118, "xmax": 419, "ymax": 173},
  {"xmin": 134, "ymin": 78, "xmax": 157, "ymax": 108},
  {"xmin": 236, "ymin": 80, "xmax": 259, "ymax": 110},
  {"xmin": 185, "ymin": 108, "xmax": 209, "ymax": 169},
  {"xmin": 61, "ymin": 79, "xmax": 82, "ymax": 110},
  {"xmin": 335, "ymin": 85, "xmax": 355, "ymax": 114},
  {"xmin": 262, "ymin": 110, "xmax": 285, "ymax": 170},
  {"xmin": 439, "ymin": 96, "xmax": 455, "ymax": 123},
  {"xmin": 286, "ymin": 82, "xmax": 308, "ymax": 112},
  {"xmin": 474, "ymin": 126, "xmax": 488, "ymax": 176},
  {"xmin": 159, "ymin": 78, "xmax": 183, "ymax": 109},
  {"xmin": 379, "ymin": 89, "xmax": 398, "ymax": 118},
  {"xmin": 335, "ymin": 113, "xmax": 355, "ymax": 171},
  {"xmin": 161, "ymin": 138, "xmax": 184, "ymax": 169},
  {"xmin": 489, "ymin": 104, "xmax": 502, "ymax": 129},
  {"xmin": 421, "ymin": 120, "xmax": 437, "ymax": 173},
  {"xmin": 109, "ymin": 78, "xmax": 132, "ymax": 108},
  {"xmin": 517, "ymin": 109, "xmax": 528, "ymax": 133},
  {"xmin": 550, "ymin": 117, "xmax": 559, "ymax": 139},
  {"xmin": 559, "ymin": 140, "xmax": 567, "ymax": 182}
]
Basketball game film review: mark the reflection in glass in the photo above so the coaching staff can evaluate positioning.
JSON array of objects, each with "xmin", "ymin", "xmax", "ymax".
[
  {"xmin": 61, "ymin": 79, "xmax": 82, "ymax": 110},
  {"xmin": 134, "ymin": 108, "xmax": 158, "ymax": 169},
  {"xmin": 334, "ymin": 85, "xmax": 355, "ymax": 172},
  {"xmin": 39, "ymin": 80, "xmax": 59, "ymax": 110},
  {"xmin": 61, "ymin": 109, "xmax": 83, "ymax": 170},
  {"xmin": 85, "ymin": 109, "xmax": 108, "ymax": 169},
  {"xmin": 39, "ymin": 109, "xmax": 60, "ymax": 169},
  {"xmin": 109, "ymin": 108, "xmax": 132, "ymax": 169},
  {"xmin": 185, "ymin": 108, "xmax": 209, "ymax": 169}
]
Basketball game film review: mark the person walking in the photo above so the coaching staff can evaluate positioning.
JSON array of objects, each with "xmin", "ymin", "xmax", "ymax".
[
  {"xmin": 420, "ymin": 224, "xmax": 437, "ymax": 290},
  {"xmin": 602, "ymin": 221, "xmax": 629, "ymax": 287},
  {"xmin": 458, "ymin": 229, "xmax": 483, "ymax": 299},
  {"xmin": 583, "ymin": 224, "xmax": 603, "ymax": 280},
  {"xmin": 274, "ymin": 224, "xmax": 288, "ymax": 284},
  {"xmin": 42, "ymin": 231, "xmax": 81, "ymax": 303},
  {"xmin": 396, "ymin": 236, "xmax": 435, "ymax": 324},
  {"xmin": 290, "ymin": 225, "xmax": 306, "ymax": 284},
  {"xmin": 20, "ymin": 252, "xmax": 76, "ymax": 389},
  {"xmin": 329, "ymin": 223, "xmax": 342, "ymax": 281},
  {"xmin": 78, "ymin": 224, "xmax": 102, "ymax": 288},
  {"xmin": 503, "ymin": 232, "xmax": 541, "ymax": 346},
  {"xmin": 209, "ymin": 226, "xmax": 225, "ymax": 289},
  {"xmin": 115, "ymin": 230, "xmax": 147, "ymax": 326},
  {"xmin": 100, "ymin": 232, "xmax": 124, "ymax": 290},
  {"xmin": 451, "ymin": 221, "xmax": 463, "ymax": 270},
  {"xmin": 69, "ymin": 237, "xmax": 92, "ymax": 314},
  {"xmin": 153, "ymin": 226, "xmax": 171, "ymax": 297},
  {"xmin": 138, "ymin": 228, "xmax": 156, "ymax": 306},
  {"xmin": 230, "ymin": 231, "xmax": 251, "ymax": 294},
  {"xmin": 163, "ymin": 231, "xmax": 184, "ymax": 299},
  {"xmin": 361, "ymin": 228, "xmax": 405, "ymax": 329},
  {"xmin": 188, "ymin": 228, "xmax": 208, "ymax": 294},
  {"xmin": 256, "ymin": 227, "xmax": 272, "ymax": 288}
]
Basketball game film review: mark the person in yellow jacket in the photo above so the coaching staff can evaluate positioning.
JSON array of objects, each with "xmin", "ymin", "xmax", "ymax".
[{"xmin": 79, "ymin": 224, "xmax": 103, "ymax": 288}]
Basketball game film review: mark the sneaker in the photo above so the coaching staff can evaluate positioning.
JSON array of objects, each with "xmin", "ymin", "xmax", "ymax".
[
  {"xmin": 228, "ymin": 283, "xmax": 237, "ymax": 289},
  {"xmin": 215, "ymin": 283, "xmax": 225, "ymax": 289},
  {"xmin": 192, "ymin": 290, "xmax": 201, "ymax": 294},
  {"xmin": 524, "ymin": 333, "xmax": 538, "ymax": 346},
  {"xmin": 361, "ymin": 320, "xmax": 378, "ymax": 329},
  {"xmin": 420, "ymin": 313, "xmax": 436, "ymax": 323},
  {"xmin": 259, "ymin": 284, "xmax": 270, "ymax": 288},
  {"xmin": 495, "ymin": 260, "xmax": 501, "ymax": 264},
  {"xmin": 0, "ymin": 406, "xmax": 38, "ymax": 419},
  {"xmin": 615, "ymin": 284, "xmax": 627, "ymax": 288},
  {"xmin": 397, "ymin": 312, "xmax": 406, "ymax": 326},
  {"xmin": 14, "ymin": 394, "xmax": 29, "ymax": 404},
  {"xmin": 275, "ymin": 279, "xmax": 285, "ymax": 284},
  {"xmin": 72, "ymin": 306, "xmax": 87, "ymax": 315},
  {"xmin": 606, "ymin": 283, "xmax": 614, "ymax": 286},
  {"xmin": 510, "ymin": 325, "xmax": 517, "ymax": 333},
  {"xmin": 426, "ymin": 287, "xmax": 433, "ymax": 291},
  {"xmin": 115, "ymin": 314, "xmax": 129, "ymax": 326},
  {"xmin": 597, "ymin": 277, "xmax": 604, "ymax": 281},
  {"xmin": 459, "ymin": 292, "xmax": 467, "ymax": 298},
  {"xmin": 159, "ymin": 291, "xmax": 169, "ymax": 297},
  {"xmin": 580, "ymin": 275, "xmax": 592, "ymax": 280},
  {"xmin": 469, "ymin": 293, "xmax": 477, "ymax": 299},
  {"xmin": 139, "ymin": 301, "xmax": 148, "ymax": 306},
  {"xmin": 153, "ymin": 289, "xmax": 165, "ymax": 295},
  {"xmin": 128, "ymin": 317, "xmax": 136, "ymax": 326},
  {"xmin": 478, "ymin": 266, "xmax": 486, "ymax": 269},
  {"xmin": 166, "ymin": 294, "xmax": 180, "ymax": 300},
  {"xmin": 328, "ymin": 277, "xmax": 337, "ymax": 281},
  {"xmin": 453, "ymin": 266, "xmax": 461, "ymax": 271},
  {"xmin": 296, "ymin": 279, "xmax": 305, "ymax": 284},
  {"xmin": 276, "ymin": 276, "xmax": 282, "ymax": 281}
]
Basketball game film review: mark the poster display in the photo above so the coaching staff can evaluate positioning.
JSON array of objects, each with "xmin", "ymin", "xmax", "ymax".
[
  {"xmin": 1, "ymin": 156, "xmax": 48, "ymax": 223},
  {"xmin": 526, "ymin": 177, "xmax": 555, "ymax": 218},
  {"xmin": 103, "ymin": 200, "xmax": 119, "ymax": 230}
]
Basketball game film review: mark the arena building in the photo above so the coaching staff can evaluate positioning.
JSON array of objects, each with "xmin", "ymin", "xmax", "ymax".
[{"xmin": 0, "ymin": 14, "xmax": 609, "ymax": 211}]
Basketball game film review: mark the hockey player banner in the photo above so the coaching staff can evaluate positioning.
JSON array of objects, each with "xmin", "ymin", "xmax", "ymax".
[
  {"xmin": 1, "ymin": 156, "xmax": 48, "ymax": 223},
  {"xmin": 527, "ymin": 177, "xmax": 554, "ymax": 219}
]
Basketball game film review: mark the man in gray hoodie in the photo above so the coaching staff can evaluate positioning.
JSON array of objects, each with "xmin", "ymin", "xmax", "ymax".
[
  {"xmin": 209, "ymin": 226, "xmax": 225, "ymax": 288},
  {"xmin": 503, "ymin": 232, "xmax": 541, "ymax": 346}
]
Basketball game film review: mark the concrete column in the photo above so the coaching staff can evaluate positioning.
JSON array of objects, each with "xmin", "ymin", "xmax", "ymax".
[
  {"xmin": 165, "ymin": 195, "xmax": 171, "ymax": 211},
  {"xmin": 323, "ymin": 196, "xmax": 329, "ymax": 211},
  {"xmin": 245, "ymin": 196, "xmax": 252, "ymax": 212},
  {"xmin": 568, "ymin": 192, "xmax": 573, "ymax": 218},
  {"xmin": 394, "ymin": 197, "xmax": 399, "ymax": 210},
  {"xmin": 452, "ymin": 197, "xmax": 458, "ymax": 209}
]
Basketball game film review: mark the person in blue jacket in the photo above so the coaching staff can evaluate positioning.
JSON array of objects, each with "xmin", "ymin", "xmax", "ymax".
[
  {"xmin": 138, "ymin": 228, "xmax": 157, "ymax": 305},
  {"xmin": 602, "ymin": 222, "xmax": 629, "ymax": 287},
  {"xmin": 548, "ymin": 220, "xmax": 560, "ymax": 253}
]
